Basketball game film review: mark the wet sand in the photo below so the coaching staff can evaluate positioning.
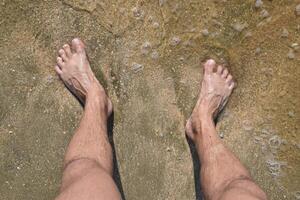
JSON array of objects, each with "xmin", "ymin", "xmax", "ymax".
[{"xmin": 0, "ymin": 0, "xmax": 299, "ymax": 199}]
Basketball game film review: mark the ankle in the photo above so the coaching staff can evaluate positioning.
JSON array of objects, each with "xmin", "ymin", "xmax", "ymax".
[
  {"xmin": 86, "ymin": 79, "xmax": 105, "ymax": 96},
  {"xmin": 188, "ymin": 111, "xmax": 215, "ymax": 141},
  {"xmin": 195, "ymin": 104, "xmax": 214, "ymax": 123},
  {"xmin": 198, "ymin": 100, "xmax": 215, "ymax": 117},
  {"xmin": 86, "ymin": 85, "xmax": 110, "ymax": 114}
]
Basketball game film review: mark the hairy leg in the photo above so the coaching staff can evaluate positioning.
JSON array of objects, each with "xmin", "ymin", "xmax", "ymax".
[
  {"xmin": 186, "ymin": 59, "xmax": 267, "ymax": 200},
  {"xmin": 54, "ymin": 38, "xmax": 121, "ymax": 200}
]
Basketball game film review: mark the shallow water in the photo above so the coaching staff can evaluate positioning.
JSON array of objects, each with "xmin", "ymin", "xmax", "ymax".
[{"xmin": 0, "ymin": 0, "xmax": 299, "ymax": 199}]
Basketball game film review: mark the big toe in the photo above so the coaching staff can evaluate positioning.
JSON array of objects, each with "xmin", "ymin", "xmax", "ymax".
[
  {"xmin": 203, "ymin": 59, "xmax": 216, "ymax": 74},
  {"xmin": 72, "ymin": 38, "xmax": 85, "ymax": 53}
]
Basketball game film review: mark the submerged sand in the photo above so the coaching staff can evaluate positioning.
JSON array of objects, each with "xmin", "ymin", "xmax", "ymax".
[{"xmin": 0, "ymin": 0, "xmax": 299, "ymax": 199}]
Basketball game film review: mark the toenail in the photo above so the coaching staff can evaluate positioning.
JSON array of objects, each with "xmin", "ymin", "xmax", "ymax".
[
  {"xmin": 206, "ymin": 59, "xmax": 215, "ymax": 65},
  {"xmin": 72, "ymin": 38, "xmax": 80, "ymax": 43}
]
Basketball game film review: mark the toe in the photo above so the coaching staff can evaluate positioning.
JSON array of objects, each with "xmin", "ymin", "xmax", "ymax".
[
  {"xmin": 57, "ymin": 57, "xmax": 64, "ymax": 68},
  {"xmin": 63, "ymin": 44, "xmax": 72, "ymax": 57},
  {"xmin": 226, "ymin": 74, "xmax": 233, "ymax": 84},
  {"xmin": 217, "ymin": 65, "xmax": 223, "ymax": 74},
  {"xmin": 203, "ymin": 59, "xmax": 216, "ymax": 74},
  {"xmin": 229, "ymin": 82, "xmax": 235, "ymax": 90},
  {"xmin": 55, "ymin": 65, "xmax": 63, "ymax": 75},
  {"xmin": 71, "ymin": 38, "xmax": 85, "ymax": 53},
  {"xmin": 222, "ymin": 68, "xmax": 229, "ymax": 78},
  {"xmin": 58, "ymin": 49, "xmax": 68, "ymax": 61}
]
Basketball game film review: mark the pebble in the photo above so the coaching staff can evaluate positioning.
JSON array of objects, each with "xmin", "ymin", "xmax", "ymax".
[
  {"xmin": 255, "ymin": 0, "xmax": 263, "ymax": 8},
  {"xmin": 278, "ymin": 90, "xmax": 286, "ymax": 97},
  {"xmin": 281, "ymin": 139, "xmax": 288, "ymax": 145},
  {"xmin": 153, "ymin": 22, "xmax": 160, "ymax": 29},
  {"xmin": 170, "ymin": 36, "xmax": 181, "ymax": 46},
  {"xmin": 219, "ymin": 132, "xmax": 224, "ymax": 139},
  {"xmin": 46, "ymin": 75, "xmax": 54, "ymax": 83},
  {"xmin": 291, "ymin": 43, "xmax": 299, "ymax": 51},
  {"xmin": 131, "ymin": 62, "xmax": 144, "ymax": 72},
  {"xmin": 254, "ymin": 136, "xmax": 262, "ymax": 141},
  {"xmin": 147, "ymin": 16, "xmax": 153, "ymax": 23},
  {"xmin": 151, "ymin": 51, "xmax": 159, "ymax": 60},
  {"xmin": 260, "ymin": 9, "xmax": 269, "ymax": 18},
  {"xmin": 212, "ymin": 19, "xmax": 222, "ymax": 27},
  {"xmin": 287, "ymin": 49, "xmax": 295, "ymax": 59},
  {"xmin": 132, "ymin": 7, "xmax": 144, "ymax": 19},
  {"xmin": 281, "ymin": 28, "xmax": 289, "ymax": 38},
  {"xmin": 232, "ymin": 22, "xmax": 248, "ymax": 32},
  {"xmin": 159, "ymin": 132, "xmax": 163, "ymax": 137},
  {"xmin": 296, "ymin": 4, "xmax": 300, "ymax": 16},
  {"xmin": 119, "ymin": 7, "xmax": 125, "ymax": 14},
  {"xmin": 171, "ymin": 4, "xmax": 179, "ymax": 13},
  {"xmin": 159, "ymin": 0, "xmax": 165, "ymax": 7},
  {"xmin": 141, "ymin": 41, "xmax": 151, "ymax": 55},
  {"xmin": 8, "ymin": 130, "xmax": 13, "ymax": 134},
  {"xmin": 201, "ymin": 29, "xmax": 209, "ymax": 36},
  {"xmin": 288, "ymin": 111, "xmax": 295, "ymax": 117},
  {"xmin": 255, "ymin": 47, "xmax": 261, "ymax": 54},
  {"xmin": 261, "ymin": 129, "xmax": 271, "ymax": 136},
  {"xmin": 244, "ymin": 31, "xmax": 252, "ymax": 38}
]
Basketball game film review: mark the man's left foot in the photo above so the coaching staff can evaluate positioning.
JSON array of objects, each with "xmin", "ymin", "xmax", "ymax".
[{"xmin": 185, "ymin": 59, "xmax": 235, "ymax": 141}]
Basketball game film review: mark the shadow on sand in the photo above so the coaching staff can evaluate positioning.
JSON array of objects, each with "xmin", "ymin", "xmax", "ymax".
[
  {"xmin": 107, "ymin": 111, "xmax": 203, "ymax": 200},
  {"xmin": 108, "ymin": 112, "xmax": 127, "ymax": 200},
  {"xmin": 187, "ymin": 136, "xmax": 204, "ymax": 200}
]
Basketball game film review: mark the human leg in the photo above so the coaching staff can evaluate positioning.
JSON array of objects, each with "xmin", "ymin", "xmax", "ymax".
[
  {"xmin": 186, "ymin": 59, "xmax": 267, "ymax": 200},
  {"xmin": 54, "ymin": 38, "xmax": 121, "ymax": 200}
]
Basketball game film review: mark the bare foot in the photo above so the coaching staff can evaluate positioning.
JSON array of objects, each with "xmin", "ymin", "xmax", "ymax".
[
  {"xmin": 185, "ymin": 59, "xmax": 235, "ymax": 141},
  {"xmin": 55, "ymin": 38, "xmax": 112, "ymax": 114}
]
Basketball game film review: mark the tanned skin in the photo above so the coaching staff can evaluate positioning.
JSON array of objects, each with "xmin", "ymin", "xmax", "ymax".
[
  {"xmin": 186, "ymin": 59, "xmax": 267, "ymax": 200},
  {"xmin": 55, "ymin": 38, "xmax": 121, "ymax": 200}
]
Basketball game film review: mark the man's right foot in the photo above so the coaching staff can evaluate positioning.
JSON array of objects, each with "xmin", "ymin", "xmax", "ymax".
[
  {"xmin": 55, "ymin": 38, "xmax": 112, "ymax": 115},
  {"xmin": 185, "ymin": 59, "xmax": 235, "ymax": 141}
]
